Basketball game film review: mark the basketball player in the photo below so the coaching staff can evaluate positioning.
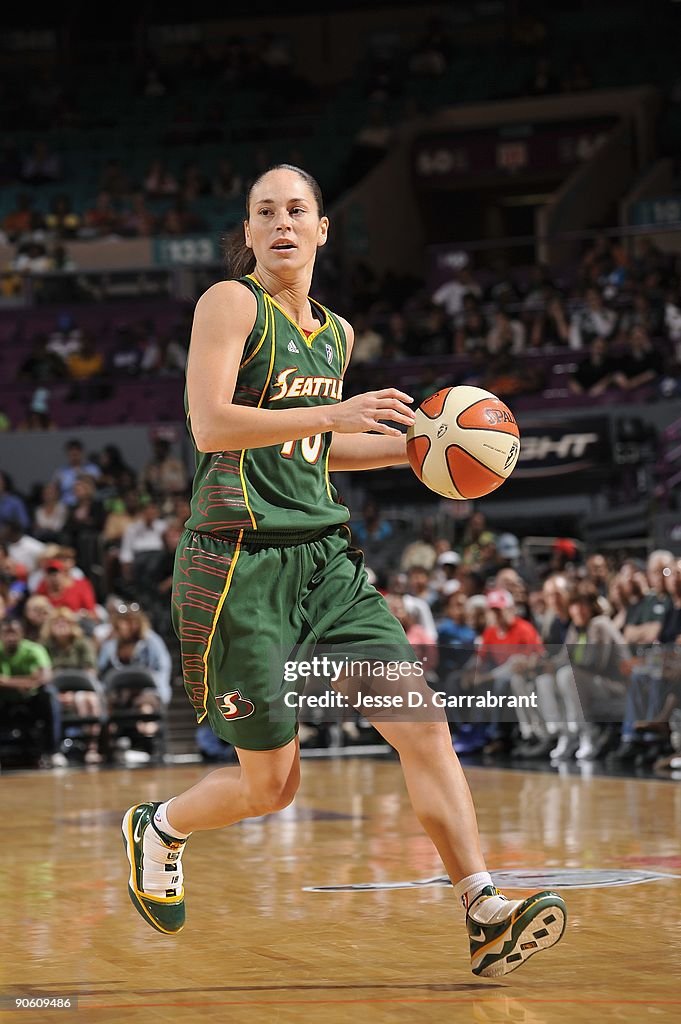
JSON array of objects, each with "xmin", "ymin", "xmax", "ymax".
[{"xmin": 122, "ymin": 164, "xmax": 566, "ymax": 977}]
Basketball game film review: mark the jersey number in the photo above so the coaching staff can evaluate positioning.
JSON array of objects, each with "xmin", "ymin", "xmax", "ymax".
[{"xmin": 280, "ymin": 434, "xmax": 323, "ymax": 464}]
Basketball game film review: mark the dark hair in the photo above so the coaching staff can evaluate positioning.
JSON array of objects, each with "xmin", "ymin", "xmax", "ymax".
[
  {"xmin": 223, "ymin": 164, "xmax": 324, "ymax": 280},
  {"xmin": 567, "ymin": 581, "xmax": 602, "ymax": 617}
]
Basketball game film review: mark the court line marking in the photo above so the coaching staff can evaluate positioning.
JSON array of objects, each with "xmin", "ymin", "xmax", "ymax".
[{"xmin": 80, "ymin": 996, "xmax": 681, "ymax": 1009}]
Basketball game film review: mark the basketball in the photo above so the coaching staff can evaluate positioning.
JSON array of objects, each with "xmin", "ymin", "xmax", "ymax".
[{"xmin": 406, "ymin": 385, "xmax": 521, "ymax": 500}]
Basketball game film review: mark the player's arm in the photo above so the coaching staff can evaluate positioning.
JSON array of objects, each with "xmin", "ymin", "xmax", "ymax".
[
  {"xmin": 187, "ymin": 285, "xmax": 415, "ymax": 452},
  {"xmin": 328, "ymin": 315, "xmax": 412, "ymax": 471}
]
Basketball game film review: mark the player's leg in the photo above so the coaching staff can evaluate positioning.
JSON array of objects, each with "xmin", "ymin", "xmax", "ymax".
[
  {"xmin": 307, "ymin": 529, "xmax": 566, "ymax": 977},
  {"xmin": 370, "ymin": 710, "xmax": 567, "ymax": 978},
  {"xmin": 122, "ymin": 737, "xmax": 301, "ymax": 934},
  {"xmin": 122, "ymin": 530, "xmax": 303, "ymax": 934}
]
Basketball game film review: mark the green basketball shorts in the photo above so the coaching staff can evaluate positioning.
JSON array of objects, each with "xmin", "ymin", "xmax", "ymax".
[{"xmin": 171, "ymin": 524, "xmax": 420, "ymax": 750}]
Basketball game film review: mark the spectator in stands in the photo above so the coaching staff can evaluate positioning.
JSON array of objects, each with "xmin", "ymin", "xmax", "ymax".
[
  {"xmin": 461, "ymin": 510, "xmax": 495, "ymax": 568},
  {"xmin": 35, "ymin": 558, "xmax": 98, "ymax": 625},
  {"xmin": 617, "ymin": 291, "xmax": 663, "ymax": 340},
  {"xmin": 608, "ymin": 556, "xmax": 681, "ymax": 768},
  {"xmin": 141, "ymin": 430, "xmax": 188, "ymax": 502},
  {"xmin": 46, "ymin": 312, "xmax": 82, "ymax": 362},
  {"xmin": 584, "ymin": 551, "xmax": 612, "ymax": 598},
  {"xmin": 21, "ymin": 594, "xmax": 54, "ymax": 643},
  {"xmin": 41, "ymin": 605, "xmax": 103, "ymax": 763},
  {"xmin": 3, "ymin": 518, "xmax": 46, "ymax": 575},
  {"xmin": 486, "ymin": 308, "xmax": 526, "ymax": 355},
  {"xmin": 529, "ymin": 292, "xmax": 570, "ymax": 348},
  {"xmin": 98, "ymin": 602, "xmax": 172, "ymax": 756},
  {"xmin": 19, "ymin": 387, "xmax": 57, "ymax": 432},
  {"xmin": 118, "ymin": 494, "xmax": 168, "ymax": 584},
  {"xmin": 62, "ymin": 473, "xmax": 106, "ymax": 580},
  {"xmin": 420, "ymin": 303, "xmax": 455, "ymax": 355},
  {"xmin": 16, "ymin": 333, "xmax": 65, "ymax": 385},
  {"xmin": 400, "ymin": 517, "xmax": 438, "ymax": 573},
  {"xmin": 66, "ymin": 331, "xmax": 105, "ymax": 386},
  {"xmin": 351, "ymin": 312, "xmax": 384, "ymax": 363},
  {"xmin": 2, "ymin": 192, "xmax": 37, "ymax": 242},
  {"xmin": 143, "ymin": 159, "xmax": 179, "ymax": 199},
  {"xmin": 610, "ymin": 326, "xmax": 664, "ymax": 393},
  {"xmin": 436, "ymin": 590, "xmax": 477, "ymax": 679},
  {"xmin": 468, "ymin": 588, "xmax": 544, "ymax": 757},
  {"xmin": 53, "ymin": 438, "xmax": 101, "ymax": 507},
  {"xmin": 20, "ymin": 139, "xmax": 62, "ymax": 185},
  {"xmin": 664, "ymin": 286, "xmax": 681, "ymax": 357},
  {"xmin": 405, "ymin": 564, "xmax": 440, "ymax": 613},
  {"xmin": 351, "ymin": 499, "xmax": 393, "ymax": 548},
  {"xmin": 44, "ymin": 193, "xmax": 82, "ymax": 240},
  {"xmin": 96, "ymin": 445, "xmax": 136, "ymax": 498},
  {"xmin": 32, "ymin": 481, "xmax": 68, "ymax": 543},
  {"xmin": 119, "ymin": 192, "xmax": 158, "ymax": 238},
  {"xmin": 82, "ymin": 190, "xmax": 123, "ymax": 237},
  {"xmin": 12, "ymin": 237, "xmax": 51, "ymax": 277},
  {"xmin": 567, "ymin": 336, "xmax": 616, "ymax": 397},
  {"xmin": 108, "ymin": 324, "xmax": 143, "ymax": 377},
  {"xmin": 383, "ymin": 311, "xmax": 416, "ymax": 358},
  {"xmin": 432, "ymin": 261, "xmax": 482, "ymax": 320},
  {"xmin": 0, "ymin": 472, "xmax": 30, "ymax": 533},
  {"xmin": 547, "ymin": 582, "xmax": 630, "ymax": 762},
  {"xmin": 384, "ymin": 592, "xmax": 438, "ymax": 666},
  {"xmin": 454, "ymin": 301, "xmax": 488, "ymax": 354},
  {"xmin": 0, "ymin": 617, "xmax": 63, "ymax": 767},
  {"xmin": 621, "ymin": 549, "xmax": 674, "ymax": 648},
  {"xmin": 569, "ymin": 287, "xmax": 617, "ymax": 349},
  {"xmin": 158, "ymin": 197, "xmax": 205, "ymax": 236},
  {"xmin": 158, "ymin": 326, "xmax": 189, "ymax": 375}
]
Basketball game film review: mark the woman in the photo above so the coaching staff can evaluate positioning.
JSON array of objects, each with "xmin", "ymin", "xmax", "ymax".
[
  {"xmin": 41, "ymin": 606, "xmax": 103, "ymax": 764},
  {"xmin": 547, "ymin": 582, "xmax": 630, "ymax": 762},
  {"xmin": 32, "ymin": 481, "xmax": 68, "ymax": 543},
  {"xmin": 21, "ymin": 593, "xmax": 54, "ymax": 643},
  {"xmin": 122, "ymin": 164, "xmax": 566, "ymax": 976}
]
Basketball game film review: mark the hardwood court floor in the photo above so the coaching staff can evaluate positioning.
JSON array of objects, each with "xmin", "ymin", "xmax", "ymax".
[{"xmin": 2, "ymin": 755, "xmax": 680, "ymax": 1023}]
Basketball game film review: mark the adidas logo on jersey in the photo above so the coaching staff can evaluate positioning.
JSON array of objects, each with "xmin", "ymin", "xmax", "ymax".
[{"xmin": 287, "ymin": 339, "xmax": 300, "ymax": 354}]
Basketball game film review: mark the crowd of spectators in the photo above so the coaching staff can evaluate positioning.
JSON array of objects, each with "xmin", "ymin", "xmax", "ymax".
[
  {"xmin": 339, "ymin": 235, "xmax": 681, "ymax": 406},
  {"xmin": 0, "ymin": 432, "xmax": 188, "ymax": 769},
  {"xmin": 2, "ymin": 425, "xmax": 680, "ymax": 780},
  {"xmin": 335, "ymin": 504, "xmax": 681, "ymax": 777}
]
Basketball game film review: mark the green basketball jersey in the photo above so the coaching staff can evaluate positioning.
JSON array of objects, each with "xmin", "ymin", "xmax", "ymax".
[{"xmin": 184, "ymin": 274, "xmax": 351, "ymax": 537}]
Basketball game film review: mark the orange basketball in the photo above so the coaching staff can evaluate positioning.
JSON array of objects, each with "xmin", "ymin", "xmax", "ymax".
[{"xmin": 406, "ymin": 385, "xmax": 520, "ymax": 499}]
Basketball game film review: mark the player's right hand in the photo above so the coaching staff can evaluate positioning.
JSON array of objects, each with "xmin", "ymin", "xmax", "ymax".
[{"xmin": 330, "ymin": 388, "xmax": 416, "ymax": 436}]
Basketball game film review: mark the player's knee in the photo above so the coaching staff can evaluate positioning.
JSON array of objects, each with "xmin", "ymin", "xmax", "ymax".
[{"xmin": 246, "ymin": 770, "xmax": 300, "ymax": 816}]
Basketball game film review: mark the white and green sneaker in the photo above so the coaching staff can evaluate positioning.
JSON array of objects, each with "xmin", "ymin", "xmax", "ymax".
[
  {"xmin": 121, "ymin": 801, "xmax": 187, "ymax": 934},
  {"xmin": 467, "ymin": 886, "xmax": 567, "ymax": 978}
]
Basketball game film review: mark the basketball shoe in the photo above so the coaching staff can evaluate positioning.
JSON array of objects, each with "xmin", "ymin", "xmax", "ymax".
[
  {"xmin": 467, "ymin": 886, "xmax": 567, "ymax": 977},
  {"xmin": 121, "ymin": 801, "xmax": 187, "ymax": 934}
]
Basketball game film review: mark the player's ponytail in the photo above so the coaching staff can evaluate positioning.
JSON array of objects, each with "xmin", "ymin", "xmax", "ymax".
[{"xmin": 223, "ymin": 226, "xmax": 256, "ymax": 279}]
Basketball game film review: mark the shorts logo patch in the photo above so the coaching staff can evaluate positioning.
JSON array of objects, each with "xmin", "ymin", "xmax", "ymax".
[{"xmin": 215, "ymin": 689, "xmax": 256, "ymax": 720}]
